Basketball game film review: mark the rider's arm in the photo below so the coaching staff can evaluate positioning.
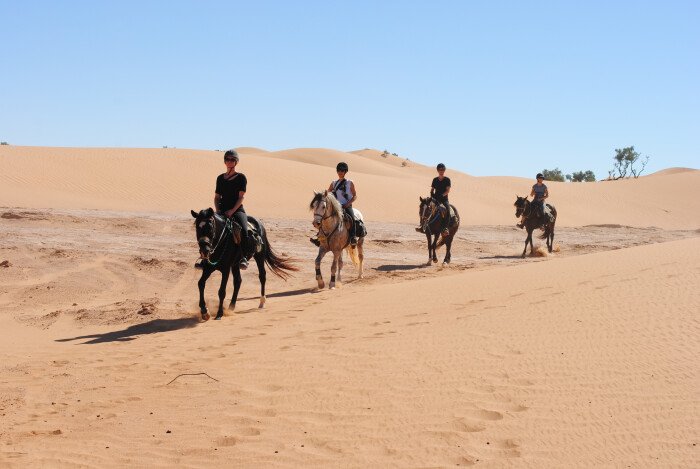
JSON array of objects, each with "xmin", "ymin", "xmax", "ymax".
[
  {"xmin": 343, "ymin": 181, "xmax": 357, "ymax": 208},
  {"xmin": 327, "ymin": 182, "xmax": 334, "ymax": 192},
  {"xmin": 529, "ymin": 187, "xmax": 536, "ymax": 198},
  {"xmin": 214, "ymin": 193, "xmax": 222, "ymax": 212},
  {"xmin": 225, "ymin": 191, "xmax": 245, "ymax": 218},
  {"xmin": 543, "ymin": 187, "xmax": 549, "ymax": 200},
  {"xmin": 443, "ymin": 186, "xmax": 451, "ymax": 198}
]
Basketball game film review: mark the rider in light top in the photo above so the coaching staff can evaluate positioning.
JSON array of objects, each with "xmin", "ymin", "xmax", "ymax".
[
  {"xmin": 214, "ymin": 149, "xmax": 251, "ymax": 269},
  {"xmin": 518, "ymin": 173, "xmax": 549, "ymax": 228},
  {"xmin": 311, "ymin": 162, "xmax": 358, "ymax": 247}
]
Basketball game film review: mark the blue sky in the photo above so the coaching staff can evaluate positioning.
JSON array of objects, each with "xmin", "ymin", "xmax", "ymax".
[{"xmin": 1, "ymin": 0, "xmax": 698, "ymax": 177}]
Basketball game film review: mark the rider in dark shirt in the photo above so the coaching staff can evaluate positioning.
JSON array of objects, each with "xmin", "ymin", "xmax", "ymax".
[
  {"xmin": 431, "ymin": 163, "xmax": 451, "ymax": 235},
  {"xmin": 214, "ymin": 149, "xmax": 251, "ymax": 269}
]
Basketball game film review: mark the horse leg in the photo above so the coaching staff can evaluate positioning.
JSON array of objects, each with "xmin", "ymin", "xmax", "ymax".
[
  {"xmin": 336, "ymin": 250, "xmax": 343, "ymax": 284},
  {"xmin": 254, "ymin": 252, "xmax": 266, "ymax": 308},
  {"xmin": 549, "ymin": 225, "xmax": 555, "ymax": 253},
  {"xmin": 315, "ymin": 248, "xmax": 327, "ymax": 289},
  {"xmin": 431, "ymin": 235, "xmax": 439, "ymax": 263},
  {"xmin": 522, "ymin": 229, "xmax": 531, "ymax": 258},
  {"xmin": 229, "ymin": 265, "xmax": 242, "ymax": 312},
  {"xmin": 443, "ymin": 234, "xmax": 452, "ymax": 265},
  {"xmin": 424, "ymin": 232, "xmax": 432, "ymax": 265},
  {"xmin": 358, "ymin": 238, "xmax": 364, "ymax": 279},
  {"xmin": 215, "ymin": 267, "xmax": 230, "ymax": 320},
  {"xmin": 329, "ymin": 251, "xmax": 339, "ymax": 289},
  {"xmin": 198, "ymin": 267, "xmax": 214, "ymax": 320}
]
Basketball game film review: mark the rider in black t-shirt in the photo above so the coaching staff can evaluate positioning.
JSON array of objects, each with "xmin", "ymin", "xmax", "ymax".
[
  {"xmin": 214, "ymin": 149, "xmax": 251, "ymax": 269},
  {"xmin": 431, "ymin": 163, "xmax": 451, "ymax": 235}
]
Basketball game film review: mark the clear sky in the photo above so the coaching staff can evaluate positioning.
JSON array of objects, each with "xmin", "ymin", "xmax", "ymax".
[{"xmin": 2, "ymin": 0, "xmax": 698, "ymax": 177}]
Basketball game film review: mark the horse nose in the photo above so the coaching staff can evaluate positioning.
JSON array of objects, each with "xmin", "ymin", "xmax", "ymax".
[{"xmin": 313, "ymin": 221, "xmax": 320, "ymax": 228}]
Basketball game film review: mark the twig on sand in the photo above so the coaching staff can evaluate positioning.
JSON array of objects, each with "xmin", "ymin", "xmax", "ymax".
[{"xmin": 166, "ymin": 372, "xmax": 219, "ymax": 385}]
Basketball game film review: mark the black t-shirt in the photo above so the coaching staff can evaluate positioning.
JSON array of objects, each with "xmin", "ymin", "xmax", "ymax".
[
  {"xmin": 215, "ymin": 172, "xmax": 247, "ymax": 212},
  {"xmin": 431, "ymin": 176, "xmax": 451, "ymax": 202}
]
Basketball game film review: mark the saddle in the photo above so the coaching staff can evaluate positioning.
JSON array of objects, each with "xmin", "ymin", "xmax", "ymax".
[
  {"xmin": 343, "ymin": 212, "xmax": 367, "ymax": 238},
  {"xmin": 438, "ymin": 204, "xmax": 458, "ymax": 226},
  {"xmin": 215, "ymin": 214, "xmax": 264, "ymax": 254}
]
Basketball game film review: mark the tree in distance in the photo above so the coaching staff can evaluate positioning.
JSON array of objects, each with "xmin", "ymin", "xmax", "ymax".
[
  {"xmin": 566, "ymin": 170, "xmax": 596, "ymax": 182},
  {"xmin": 609, "ymin": 146, "xmax": 649, "ymax": 179},
  {"xmin": 542, "ymin": 168, "xmax": 565, "ymax": 182}
]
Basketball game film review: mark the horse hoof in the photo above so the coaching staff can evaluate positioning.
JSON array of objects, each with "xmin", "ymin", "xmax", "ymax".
[
  {"xmin": 214, "ymin": 315, "xmax": 223, "ymax": 320},
  {"xmin": 329, "ymin": 283, "xmax": 336, "ymax": 290},
  {"xmin": 201, "ymin": 312, "xmax": 210, "ymax": 321},
  {"xmin": 317, "ymin": 281, "xmax": 325, "ymax": 289},
  {"xmin": 259, "ymin": 296, "xmax": 266, "ymax": 309},
  {"xmin": 228, "ymin": 303, "xmax": 236, "ymax": 311}
]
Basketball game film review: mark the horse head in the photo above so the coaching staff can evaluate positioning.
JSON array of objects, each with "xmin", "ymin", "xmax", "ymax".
[
  {"xmin": 513, "ymin": 196, "xmax": 528, "ymax": 217},
  {"xmin": 310, "ymin": 191, "xmax": 330, "ymax": 228},
  {"xmin": 191, "ymin": 208, "xmax": 217, "ymax": 260},
  {"xmin": 418, "ymin": 195, "xmax": 437, "ymax": 229}
]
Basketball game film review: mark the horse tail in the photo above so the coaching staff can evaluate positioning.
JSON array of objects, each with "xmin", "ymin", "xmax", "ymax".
[
  {"xmin": 261, "ymin": 226, "xmax": 299, "ymax": 280},
  {"xmin": 345, "ymin": 245, "xmax": 360, "ymax": 267},
  {"xmin": 539, "ymin": 205, "xmax": 556, "ymax": 240}
]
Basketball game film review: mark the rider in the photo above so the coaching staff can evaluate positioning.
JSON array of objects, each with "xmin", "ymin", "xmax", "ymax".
[
  {"xmin": 214, "ymin": 149, "xmax": 252, "ymax": 269},
  {"xmin": 518, "ymin": 173, "xmax": 549, "ymax": 228},
  {"xmin": 310, "ymin": 162, "xmax": 358, "ymax": 247},
  {"xmin": 423, "ymin": 163, "xmax": 451, "ymax": 235}
]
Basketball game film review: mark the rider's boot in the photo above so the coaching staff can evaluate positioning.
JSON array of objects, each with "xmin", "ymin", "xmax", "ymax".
[
  {"xmin": 310, "ymin": 237, "xmax": 321, "ymax": 247},
  {"xmin": 415, "ymin": 226, "xmax": 424, "ymax": 233},
  {"xmin": 194, "ymin": 260, "xmax": 204, "ymax": 269}
]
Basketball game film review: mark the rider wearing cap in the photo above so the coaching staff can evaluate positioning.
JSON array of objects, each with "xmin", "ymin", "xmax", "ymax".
[
  {"xmin": 310, "ymin": 162, "xmax": 358, "ymax": 247},
  {"xmin": 214, "ymin": 149, "xmax": 252, "ymax": 269},
  {"xmin": 419, "ymin": 163, "xmax": 451, "ymax": 235},
  {"xmin": 518, "ymin": 173, "xmax": 549, "ymax": 228}
]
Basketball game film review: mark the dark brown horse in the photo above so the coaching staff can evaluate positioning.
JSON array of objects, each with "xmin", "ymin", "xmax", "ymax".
[
  {"xmin": 191, "ymin": 208, "xmax": 297, "ymax": 320},
  {"xmin": 418, "ymin": 197, "xmax": 460, "ymax": 265},
  {"xmin": 513, "ymin": 197, "xmax": 557, "ymax": 258}
]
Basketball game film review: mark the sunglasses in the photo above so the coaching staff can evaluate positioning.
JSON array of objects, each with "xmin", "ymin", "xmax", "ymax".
[
  {"xmin": 337, "ymin": 169, "xmax": 347, "ymax": 173},
  {"xmin": 224, "ymin": 158, "xmax": 238, "ymax": 162}
]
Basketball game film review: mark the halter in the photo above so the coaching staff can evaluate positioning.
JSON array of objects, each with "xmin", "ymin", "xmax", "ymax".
[{"xmin": 420, "ymin": 199, "xmax": 442, "ymax": 234}]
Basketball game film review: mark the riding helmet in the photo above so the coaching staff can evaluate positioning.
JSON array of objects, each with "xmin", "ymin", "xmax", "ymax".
[
  {"xmin": 224, "ymin": 149, "xmax": 239, "ymax": 161},
  {"xmin": 336, "ymin": 162, "xmax": 349, "ymax": 172},
  {"xmin": 536, "ymin": 173, "xmax": 544, "ymax": 179},
  {"xmin": 437, "ymin": 163, "xmax": 446, "ymax": 170}
]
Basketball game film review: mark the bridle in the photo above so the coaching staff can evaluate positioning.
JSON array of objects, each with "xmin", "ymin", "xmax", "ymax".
[
  {"xmin": 196, "ymin": 214, "xmax": 232, "ymax": 267},
  {"xmin": 313, "ymin": 195, "xmax": 342, "ymax": 242},
  {"xmin": 420, "ymin": 198, "xmax": 441, "ymax": 234},
  {"xmin": 515, "ymin": 198, "xmax": 531, "ymax": 218}
]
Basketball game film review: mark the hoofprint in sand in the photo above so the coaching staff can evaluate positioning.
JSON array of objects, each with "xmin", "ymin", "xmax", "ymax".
[{"xmin": 1, "ymin": 207, "xmax": 699, "ymax": 467}]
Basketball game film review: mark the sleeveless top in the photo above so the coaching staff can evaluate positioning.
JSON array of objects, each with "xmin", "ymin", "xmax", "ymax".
[
  {"xmin": 331, "ymin": 178, "xmax": 353, "ymax": 206},
  {"xmin": 532, "ymin": 183, "xmax": 547, "ymax": 202}
]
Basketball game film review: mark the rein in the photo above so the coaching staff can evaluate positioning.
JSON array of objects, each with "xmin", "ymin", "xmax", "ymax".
[
  {"xmin": 205, "ymin": 217, "xmax": 233, "ymax": 267},
  {"xmin": 316, "ymin": 197, "xmax": 343, "ymax": 247}
]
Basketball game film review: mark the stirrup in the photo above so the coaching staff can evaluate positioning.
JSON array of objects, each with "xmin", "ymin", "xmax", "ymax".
[{"xmin": 239, "ymin": 258, "xmax": 249, "ymax": 270}]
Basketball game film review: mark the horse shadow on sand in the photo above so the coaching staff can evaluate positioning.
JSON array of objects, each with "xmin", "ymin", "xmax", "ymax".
[
  {"xmin": 55, "ymin": 317, "xmax": 199, "ymax": 345},
  {"xmin": 375, "ymin": 264, "xmax": 428, "ymax": 272}
]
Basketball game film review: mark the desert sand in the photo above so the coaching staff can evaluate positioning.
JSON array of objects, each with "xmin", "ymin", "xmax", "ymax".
[{"xmin": 1, "ymin": 145, "xmax": 698, "ymax": 468}]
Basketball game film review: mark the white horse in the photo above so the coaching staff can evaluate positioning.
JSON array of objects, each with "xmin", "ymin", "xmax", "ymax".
[{"xmin": 309, "ymin": 191, "xmax": 365, "ymax": 289}]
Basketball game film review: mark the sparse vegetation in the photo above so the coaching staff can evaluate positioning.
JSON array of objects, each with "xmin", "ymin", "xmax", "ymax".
[
  {"xmin": 609, "ymin": 146, "xmax": 649, "ymax": 179},
  {"xmin": 566, "ymin": 170, "xmax": 596, "ymax": 182},
  {"xmin": 0, "ymin": 141, "xmax": 8, "ymax": 145},
  {"xmin": 381, "ymin": 150, "xmax": 389, "ymax": 158},
  {"xmin": 542, "ymin": 168, "xmax": 565, "ymax": 182},
  {"xmin": 401, "ymin": 159, "xmax": 409, "ymax": 167}
]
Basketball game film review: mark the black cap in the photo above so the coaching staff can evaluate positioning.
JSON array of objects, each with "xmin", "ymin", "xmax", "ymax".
[
  {"xmin": 224, "ymin": 149, "xmax": 239, "ymax": 161},
  {"xmin": 336, "ymin": 162, "xmax": 349, "ymax": 172},
  {"xmin": 436, "ymin": 163, "xmax": 446, "ymax": 170},
  {"xmin": 536, "ymin": 173, "xmax": 544, "ymax": 179}
]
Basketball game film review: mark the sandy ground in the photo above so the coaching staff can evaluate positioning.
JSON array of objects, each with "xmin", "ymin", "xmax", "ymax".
[{"xmin": 1, "ymin": 146, "xmax": 699, "ymax": 467}]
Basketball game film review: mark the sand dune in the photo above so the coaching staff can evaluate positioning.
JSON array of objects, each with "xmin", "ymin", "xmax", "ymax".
[
  {"xmin": 1, "ymin": 145, "xmax": 698, "ymax": 229},
  {"xmin": 1, "ymin": 145, "xmax": 699, "ymax": 467}
]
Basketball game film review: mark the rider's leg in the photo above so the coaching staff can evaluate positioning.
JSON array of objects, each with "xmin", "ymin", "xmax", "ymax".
[
  {"xmin": 232, "ymin": 210, "xmax": 250, "ymax": 269},
  {"xmin": 345, "ymin": 206, "xmax": 358, "ymax": 245},
  {"xmin": 441, "ymin": 201, "xmax": 450, "ymax": 235}
]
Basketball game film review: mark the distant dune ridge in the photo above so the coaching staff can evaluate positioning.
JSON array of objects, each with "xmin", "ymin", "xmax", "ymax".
[{"xmin": 1, "ymin": 145, "xmax": 698, "ymax": 228}]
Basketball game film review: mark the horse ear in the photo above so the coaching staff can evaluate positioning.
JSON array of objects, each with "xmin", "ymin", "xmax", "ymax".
[
  {"xmin": 205, "ymin": 207, "xmax": 214, "ymax": 216},
  {"xmin": 323, "ymin": 190, "xmax": 328, "ymax": 196},
  {"xmin": 191, "ymin": 210, "xmax": 198, "ymax": 218}
]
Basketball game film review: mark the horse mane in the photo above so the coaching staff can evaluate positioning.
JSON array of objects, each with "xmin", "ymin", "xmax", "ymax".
[{"xmin": 310, "ymin": 191, "xmax": 343, "ymax": 217}]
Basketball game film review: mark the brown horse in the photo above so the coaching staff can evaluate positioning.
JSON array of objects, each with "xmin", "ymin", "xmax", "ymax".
[
  {"xmin": 418, "ymin": 196, "xmax": 460, "ymax": 265},
  {"xmin": 309, "ymin": 191, "xmax": 365, "ymax": 289},
  {"xmin": 191, "ymin": 208, "xmax": 297, "ymax": 320},
  {"xmin": 513, "ymin": 197, "xmax": 557, "ymax": 258}
]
